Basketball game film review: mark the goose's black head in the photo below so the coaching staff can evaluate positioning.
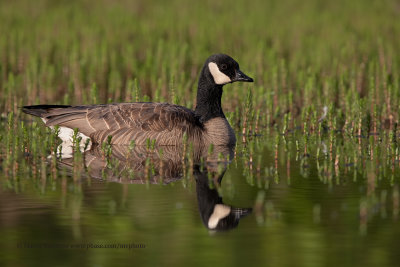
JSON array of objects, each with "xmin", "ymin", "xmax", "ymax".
[
  {"xmin": 204, "ymin": 54, "xmax": 253, "ymax": 85},
  {"xmin": 195, "ymin": 54, "xmax": 253, "ymax": 123}
]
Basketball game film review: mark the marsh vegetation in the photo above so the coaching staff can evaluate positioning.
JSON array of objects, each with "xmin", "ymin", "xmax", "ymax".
[{"xmin": 1, "ymin": 0, "xmax": 400, "ymax": 266}]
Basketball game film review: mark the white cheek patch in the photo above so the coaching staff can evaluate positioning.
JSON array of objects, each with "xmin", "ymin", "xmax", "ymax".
[
  {"xmin": 208, "ymin": 204, "xmax": 231, "ymax": 229},
  {"xmin": 208, "ymin": 62, "xmax": 231, "ymax": 85}
]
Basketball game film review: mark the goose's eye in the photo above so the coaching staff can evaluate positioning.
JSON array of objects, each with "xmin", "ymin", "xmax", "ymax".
[{"xmin": 220, "ymin": 64, "xmax": 227, "ymax": 71}]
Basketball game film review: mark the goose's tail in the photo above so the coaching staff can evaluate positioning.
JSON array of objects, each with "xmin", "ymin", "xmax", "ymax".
[{"xmin": 22, "ymin": 105, "xmax": 72, "ymax": 118}]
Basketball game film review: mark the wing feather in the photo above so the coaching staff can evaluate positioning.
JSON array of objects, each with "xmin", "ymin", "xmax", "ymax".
[{"xmin": 31, "ymin": 102, "xmax": 203, "ymax": 145}]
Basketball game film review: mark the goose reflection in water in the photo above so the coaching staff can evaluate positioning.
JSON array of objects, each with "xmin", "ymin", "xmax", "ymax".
[{"xmin": 58, "ymin": 144, "xmax": 252, "ymax": 231}]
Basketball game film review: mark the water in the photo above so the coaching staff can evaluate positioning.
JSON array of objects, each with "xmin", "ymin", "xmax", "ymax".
[{"xmin": 1, "ymin": 134, "xmax": 400, "ymax": 267}]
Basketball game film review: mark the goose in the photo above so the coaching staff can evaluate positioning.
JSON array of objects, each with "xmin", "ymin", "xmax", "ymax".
[{"xmin": 22, "ymin": 54, "xmax": 253, "ymax": 150}]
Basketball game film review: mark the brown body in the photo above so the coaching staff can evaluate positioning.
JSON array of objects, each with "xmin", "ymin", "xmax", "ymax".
[
  {"xmin": 24, "ymin": 102, "xmax": 236, "ymax": 146},
  {"xmin": 22, "ymin": 54, "xmax": 252, "ymax": 148}
]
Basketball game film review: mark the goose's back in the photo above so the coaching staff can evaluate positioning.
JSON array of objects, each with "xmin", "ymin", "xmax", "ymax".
[{"xmin": 39, "ymin": 102, "xmax": 204, "ymax": 145}]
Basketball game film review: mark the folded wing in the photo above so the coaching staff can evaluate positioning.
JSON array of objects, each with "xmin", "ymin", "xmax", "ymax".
[{"xmin": 23, "ymin": 103, "xmax": 203, "ymax": 145}]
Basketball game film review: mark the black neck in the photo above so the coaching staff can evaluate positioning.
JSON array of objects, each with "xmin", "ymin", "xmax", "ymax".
[{"xmin": 194, "ymin": 68, "xmax": 225, "ymax": 123}]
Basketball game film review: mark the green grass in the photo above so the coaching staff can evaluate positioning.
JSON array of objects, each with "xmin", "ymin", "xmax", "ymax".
[
  {"xmin": 0, "ymin": 0, "xmax": 399, "ymax": 217},
  {"xmin": 1, "ymin": 0, "xmax": 399, "ymax": 118},
  {"xmin": 1, "ymin": 0, "xmax": 400, "ymax": 182},
  {"xmin": 0, "ymin": 0, "xmax": 399, "ymax": 165}
]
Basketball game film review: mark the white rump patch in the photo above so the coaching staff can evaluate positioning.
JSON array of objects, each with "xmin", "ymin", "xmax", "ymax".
[
  {"xmin": 49, "ymin": 126, "xmax": 92, "ymax": 159},
  {"xmin": 208, "ymin": 204, "xmax": 231, "ymax": 229},
  {"xmin": 208, "ymin": 62, "xmax": 231, "ymax": 85}
]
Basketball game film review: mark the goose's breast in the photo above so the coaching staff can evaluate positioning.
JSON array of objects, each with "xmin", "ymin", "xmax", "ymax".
[{"xmin": 203, "ymin": 117, "xmax": 236, "ymax": 146}]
